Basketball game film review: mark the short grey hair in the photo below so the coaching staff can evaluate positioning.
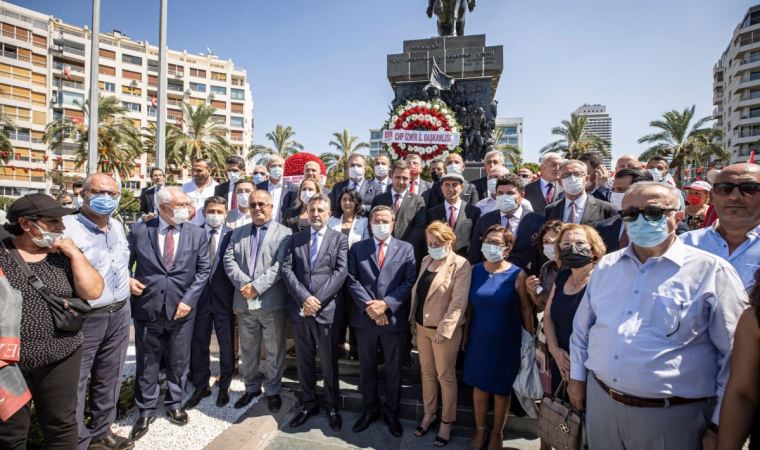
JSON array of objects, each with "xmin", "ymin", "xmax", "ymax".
[
  {"xmin": 265, "ymin": 155, "xmax": 284, "ymax": 167},
  {"xmin": 370, "ymin": 205, "xmax": 395, "ymax": 221},
  {"xmin": 307, "ymin": 193, "xmax": 331, "ymax": 209},
  {"xmin": 484, "ymin": 150, "xmax": 504, "ymax": 162},
  {"xmin": 157, "ymin": 186, "xmax": 184, "ymax": 205},
  {"xmin": 559, "ymin": 159, "xmax": 587, "ymax": 175},
  {"xmin": 540, "ymin": 152, "xmax": 563, "ymax": 163},
  {"xmin": 624, "ymin": 181, "xmax": 681, "ymax": 208},
  {"xmin": 347, "ymin": 153, "xmax": 365, "ymax": 165}
]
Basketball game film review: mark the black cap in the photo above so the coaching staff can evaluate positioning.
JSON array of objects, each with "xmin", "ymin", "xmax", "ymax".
[{"xmin": 7, "ymin": 193, "xmax": 77, "ymax": 223}]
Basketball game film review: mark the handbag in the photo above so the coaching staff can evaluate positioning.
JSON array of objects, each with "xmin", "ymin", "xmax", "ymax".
[
  {"xmin": 538, "ymin": 381, "xmax": 586, "ymax": 450},
  {"xmin": 1, "ymin": 238, "xmax": 91, "ymax": 333},
  {"xmin": 512, "ymin": 327, "xmax": 543, "ymax": 418}
]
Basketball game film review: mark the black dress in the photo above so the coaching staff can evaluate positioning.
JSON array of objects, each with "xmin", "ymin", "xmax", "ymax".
[
  {"xmin": 281, "ymin": 206, "xmax": 310, "ymax": 234},
  {"xmin": 548, "ymin": 269, "xmax": 586, "ymax": 393},
  {"xmin": 415, "ymin": 269, "xmax": 436, "ymax": 326}
]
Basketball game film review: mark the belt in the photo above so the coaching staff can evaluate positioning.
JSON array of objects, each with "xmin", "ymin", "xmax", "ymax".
[
  {"xmin": 90, "ymin": 299, "xmax": 128, "ymax": 315},
  {"xmin": 595, "ymin": 376, "xmax": 708, "ymax": 408}
]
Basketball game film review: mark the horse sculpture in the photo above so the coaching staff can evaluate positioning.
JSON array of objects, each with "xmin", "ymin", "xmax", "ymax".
[{"xmin": 426, "ymin": 0, "xmax": 476, "ymax": 37}]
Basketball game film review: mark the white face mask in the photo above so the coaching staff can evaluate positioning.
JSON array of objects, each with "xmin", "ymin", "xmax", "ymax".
[
  {"xmin": 609, "ymin": 192, "xmax": 625, "ymax": 211},
  {"xmin": 481, "ymin": 243, "xmax": 505, "ymax": 263},
  {"xmin": 562, "ymin": 175, "xmax": 585, "ymax": 196},
  {"xmin": 227, "ymin": 171, "xmax": 241, "ymax": 183},
  {"xmin": 496, "ymin": 194, "xmax": 518, "ymax": 212},
  {"xmin": 269, "ymin": 166, "xmax": 283, "ymax": 180},
  {"xmin": 543, "ymin": 243, "xmax": 556, "ymax": 261},
  {"xmin": 253, "ymin": 173, "xmax": 267, "ymax": 185},
  {"xmin": 374, "ymin": 164, "xmax": 388, "ymax": 178},
  {"xmin": 428, "ymin": 246, "xmax": 448, "ymax": 260},
  {"xmin": 348, "ymin": 166, "xmax": 365, "ymax": 181},
  {"xmin": 300, "ymin": 190, "xmax": 315, "ymax": 204},
  {"xmin": 371, "ymin": 223, "xmax": 392, "ymax": 241},
  {"xmin": 205, "ymin": 213, "xmax": 225, "ymax": 229},
  {"xmin": 30, "ymin": 221, "xmax": 63, "ymax": 248},
  {"xmin": 171, "ymin": 207, "xmax": 190, "ymax": 224},
  {"xmin": 648, "ymin": 168, "xmax": 663, "ymax": 182},
  {"xmin": 236, "ymin": 192, "xmax": 251, "ymax": 208},
  {"xmin": 487, "ymin": 178, "xmax": 498, "ymax": 196},
  {"xmin": 446, "ymin": 163, "xmax": 463, "ymax": 175}
]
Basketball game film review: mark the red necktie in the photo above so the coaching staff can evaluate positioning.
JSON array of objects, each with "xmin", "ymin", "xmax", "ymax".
[
  {"xmin": 410, "ymin": 180, "xmax": 416, "ymax": 194},
  {"xmin": 546, "ymin": 183, "xmax": 554, "ymax": 204},
  {"xmin": 377, "ymin": 242, "xmax": 385, "ymax": 268},
  {"xmin": 163, "ymin": 226, "xmax": 175, "ymax": 270},
  {"xmin": 393, "ymin": 193, "xmax": 402, "ymax": 213},
  {"xmin": 448, "ymin": 205, "xmax": 458, "ymax": 228},
  {"xmin": 231, "ymin": 191, "xmax": 238, "ymax": 209}
]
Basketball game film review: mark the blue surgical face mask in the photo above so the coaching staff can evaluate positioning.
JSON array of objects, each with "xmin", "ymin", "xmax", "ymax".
[
  {"xmin": 428, "ymin": 246, "xmax": 448, "ymax": 260},
  {"xmin": 88, "ymin": 193, "xmax": 119, "ymax": 216},
  {"xmin": 253, "ymin": 173, "xmax": 267, "ymax": 185},
  {"xmin": 496, "ymin": 194, "xmax": 517, "ymax": 212},
  {"xmin": 269, "ymin": 167, "xmax": 283, "ymax": 180},
  {"xmin": 625, "ymin": 214, "xmax": 672, "ymax": 248},
  {"xmin": 481, "ymin": 243, "xmax": 505, "ymax": 262}
]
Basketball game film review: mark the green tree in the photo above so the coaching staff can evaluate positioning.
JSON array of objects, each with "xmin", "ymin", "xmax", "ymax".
[
  {"xmin": 540, "ymin": 113, "xmax": 610, "ymax": 159},
  {"xmin": 637, "ymin": 105, "xmax": 723, "ymax": 187},
  {"xmin": 0, "ymin": 110, "xmax": 16, "ymax": 163},
  {"xmin": 165, "ymin": 103, "xmax": 235, "ymax": 172},
  {"xmin": 43, "ymin": 95, "xmax": 142, "ymax": 178},
  {"xmin": 247, "ymin": 124, "xmax": 304, "ymax": 160},
  {"xmin": 319, "ymin": 129, "xmax": 369, "ymax": 181},
  {"xmin": 491, "ymin": 127, "xmax": 523, "ymax": 167}
]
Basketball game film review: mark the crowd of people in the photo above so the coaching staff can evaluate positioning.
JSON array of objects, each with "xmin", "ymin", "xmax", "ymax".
[{"xmin": 0, "ymin": 148, "xmax": 758, "ymax": 450}]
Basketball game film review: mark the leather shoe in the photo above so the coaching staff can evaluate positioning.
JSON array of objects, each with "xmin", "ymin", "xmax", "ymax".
[
  {"xmin": 352, "ymin": 411, "xmax": 380, "ymax": 433},
  {"xmin": 130, "ymin": 416, "xmax": 156, "ymax": 441},
  {"xmin": 88, "ymin": 433, "xmax": 134, "ymax": 450},
  {"xmin": 328, "ymin": 408, "xmax": 342, "ymax": 431},
  {"xmin": 166, "ymin": 407, "xmax": 188, "ymax": 425},
  {"xmin": 267, "ymin": 394, "xmax": 282, "ymax": 413},
  {"xmin": 216, "ymin": 389, "xmax": 230, "ymax": 407},
  {"xmin": 234, "ymin": 390, "xmax": 261, "ymax": 409},
  {"xmin": 384, "ymin": 413, "xmax": 403, "ymax": 437},
  {"xmin": 288, "ymin": 406, "xmax": 319, "ymax": 428},
  {"xmin": 184, "ymin": 387, "xmax": 211, "ymax": 409}
]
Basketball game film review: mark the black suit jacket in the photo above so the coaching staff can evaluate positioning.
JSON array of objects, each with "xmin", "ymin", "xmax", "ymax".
[
  {"xmin": 544, "ymin": 195, "xmax": 616, "ymax": 227},
  {"xmin": 329, "ymin": 179, "xmax": 377, "ymax": 217},
  {"xmin": 139, "ymin": 186, "xmax": 159, "ymax": 216},
  {"xmin": 371, "ymin": 190, "xmax": 426, "ymax": 256},
  {"xmin": 590, "ymin": 185, "xmax": 611, "ymax": 202},
  {"xmin": 200, "ymin": 226, "xmax": 235, "ymax": 313},
  {"xmin": 214, "ymin": 181, "xmax": 233, "ymax": 208},
  {"xmin": 257, "ymin": 180, "xmax": 299, "ymax": 219},
  {"xmin": 472, "ymin": 176, "xmax": 488, "ymax": 200},
  {"xmin": 425, "ymin": 180, "xmax": 480, "ymax": 210},
  {"xmin": 426, "ymin": 202, "xmax": 481, "ymax": 257},
  {"xmin": 595, "ymin": 215, "xmax": 624, "ymax": 254},
  {"xmin": 523, "ymin": 179, "xmax": 563, "ymax": 216},
  {"xmin": 467, "ymin": 209, "xmax": 546, "ymax": 275}
]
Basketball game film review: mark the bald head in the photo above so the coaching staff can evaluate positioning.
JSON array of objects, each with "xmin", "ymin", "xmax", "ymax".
[
  {"xmin": 623, "ymin": 181, "xmax": 680, "ymax": 209},
  {"xmin": 615, "ymin": 154, "xmax": 642, "ymax": 171},
  {"xmin": 716, "ymin": 163, "xmax": 760, "ymax": 182},
  {"xmin": 82, "ymin": 173, "xmax": 120, "ymax": 195}
]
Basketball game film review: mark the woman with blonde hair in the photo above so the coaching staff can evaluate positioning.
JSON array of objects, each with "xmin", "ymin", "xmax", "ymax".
[
  {"xmin": 281, "ymin": 178, "xmax": 322, "ymax": 233},
  {"xmin": 410, "ymin": 221, "xmax": 472, "ymax": 447}
]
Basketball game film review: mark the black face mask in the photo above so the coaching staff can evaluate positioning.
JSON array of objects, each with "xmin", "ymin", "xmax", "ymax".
[
  {"xmin": 559, "ymin": 245, "xmax": 594, "ymax": 268},
  {"xmin": 431, "ymin": 172, "xmax": 441, "ymax": 183}
]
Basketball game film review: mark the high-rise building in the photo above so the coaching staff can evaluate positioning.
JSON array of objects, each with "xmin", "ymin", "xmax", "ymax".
[
  {"xmin": 368, "ymin": 128, "xmax": 383, "ymax": 158},
  {"xmin": 0, "ymin": 2, "xmax": 253, "ymax": 197},
  {"xmin": 574, "ymin": 104, "xmax": 612, "ymax": 168},
  {"xmin": 494, "ymin": 117, "xmax": 523, "ymax": 169},
  {"xmin": 713, "ymin": 5, "xmax": 760, "ymax": 164}
]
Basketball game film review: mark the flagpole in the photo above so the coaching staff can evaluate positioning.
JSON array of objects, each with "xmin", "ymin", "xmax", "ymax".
[
  {"xmin": 156, "ymin": 0, "xmax": 168, "ymax": 171},
  {"xmin": 87, "ymin": 0, "xmax": 100, "ymax": 175}
]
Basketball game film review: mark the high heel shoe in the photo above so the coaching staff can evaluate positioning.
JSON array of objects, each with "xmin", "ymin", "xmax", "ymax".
[
  {"xmin": 434, "ymin": 420, "xmax": 454, "ymax": 447},
  {"xmin": 467, "ymin": 426, "xmax": 488, "ymax": 450},
  {"xmin": 414, "ymin": 415, "xmax": 439, "ymax": 437}
]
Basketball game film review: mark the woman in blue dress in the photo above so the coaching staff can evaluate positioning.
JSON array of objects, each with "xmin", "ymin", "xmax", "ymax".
[{"xmin": 464, "ymin": 224, "xmax": 535, "ymax": 450}]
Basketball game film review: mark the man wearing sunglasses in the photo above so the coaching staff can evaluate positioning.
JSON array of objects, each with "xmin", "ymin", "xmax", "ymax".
[
  {"xmin": 681, "ymin": 163, "xmax": 760, "ymax": 291},
  {"xmin": 568, "ymin": 181, "xmax": 747, "ymax": 450}
]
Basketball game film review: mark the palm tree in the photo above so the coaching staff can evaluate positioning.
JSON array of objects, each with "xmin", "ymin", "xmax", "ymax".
[
  {"xmin": 44, "ymin": 95, "xmax": 142, "ymax": 178},
  {"xmin": 141, "ymin": 121, "xmax": 185, "ymax": 168},
  {"xmin": 637, "ymin": 105, "xmax": 722, "ymax": 187},
  {"xmin": 320, "ymin": 129, "xmax": 369, "ymax": 181},
  {"xmin": 540, "ymin": 113, "xmax": 610, "ymax": 159},
  {"xmin": 246, "ymin": 124, "xmax": 304, "ymax": 160},
  {"xmin": 0, "ymin": 111, "xmax": 16, "ymax": 163},
  {"xmin": 491, "ymin": 127, "xmax": 522, "ymax": 167},
  {"xmin": 165, "ymin": 103, "xmax": 235, "ymax": 172}
]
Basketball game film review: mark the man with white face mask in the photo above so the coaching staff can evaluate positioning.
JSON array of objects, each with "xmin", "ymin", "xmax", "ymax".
[
  {"xmin": 475, "ymin": 166, "xmax": 534, "ymax": 214},
  {"xmin": 545, "ymin": 160, "xmax": 616, "ymax": 227},
  {"xmin": 594, "ymin": 168, "xmax": 653, "ymax": 254},
  {"xmin": 371, "ymin": 154, "xmax": 392, "ymax": 194},
  {"xmin": 257, "ymin": 155, "xmax": 298, "ymax": 223},
  {"xmin": 329, "ymin": 153, "xmax": 376, "ymax": 217},
  {"xmin": 127, "ymin": 187, "xmax": 210, "ymax": 440},
  {"xmin": 214, "ymin": 155, "xmax": 247, "ymax": 211},
  {"xmin": 426, "ymin": 153, "xmax": 480, "ymax": 209},
  {"xmin": 226, "ymin": 179, "xmax": 256, "ymax": 229}
]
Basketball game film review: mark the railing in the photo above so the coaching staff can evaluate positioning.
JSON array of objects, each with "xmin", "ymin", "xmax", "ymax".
[
  {"xmin": 1, "ymin": 29, "xmax": 32, "ymax": 44},
  {"xmin": 53, "ymin": 62, "xmax": 85, "ymax": 73},
  {"xmin": 740, "ymin": 53, "xmax": 760, "ymax": 65},
  {"xmin": 0, "ymin": 92, "xmax": 30, "ymax": 102},
  {"xmin": 60, "ymin": 46, "xmax": 85, "ymax": 56},
  {"xmin": 231, "ymin": 79, "xmax": 245, "ymax": 86},
  {"xmin": 53, "ymin": 79, "xmax": 84, "ymax": 90},
  {"xmin": 1, "ymin": 50, "xmax": 31, "ymax": 63},
  {"xmin": 167, "ymin": 84, "xmax": 184, "ymax": 92}
]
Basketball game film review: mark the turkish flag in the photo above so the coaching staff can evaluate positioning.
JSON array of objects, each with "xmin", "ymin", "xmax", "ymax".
[{"xmin": 749, "ymin": 150, "xmax": 756, "ymax": 164}]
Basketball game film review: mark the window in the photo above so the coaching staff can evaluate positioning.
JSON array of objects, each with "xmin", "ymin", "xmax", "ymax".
[
  {"xmin": 230, "ymin": 130, "xmax": 243, "ymax": 141},
  {"xmin": 122, "ymin": 69, "xmax": 142, "ymax": 81},
  {"xmin": 230, "ymin": 116, "xmax": 244, "ymax": 128},
  {"xmin": 122, "ymin": 54, "xmax": 142, "ymax": 65},
  {"xmin": 750, "ymin": 71, "xmax": 760, "ymax": 81},
  {"xmin": 99, "ymin": 81, "xmax": 115, "ymax": 92},
  {"xmin": 147, "ymin": 105, "xmax": 157, "ymax": 117},
  {"xmin": 189, "ymin": 82, "xmax": 206, "ymax": 92},
  {"xmin": 210, "ymin": 85, "xmax": 226, "ymax": 95},
  {"xmin": 231, "ymin": 88, "xmax": 244, "ymax": 100},
  {"xmin": 210, "ymin": 100, "xmax": 225, "ymax": 109},
  {"xmin": 211, "ymin": 71, "xmax": 226, "ymax": 81},
  {"xmin": 99, "ymin": 48, "xmax": 116, "ymax": 60},
  {"xmin": 230, "ymin": 102, "xmax": 244, "ymax": 113},
  {"xmin": 122, "ymin": 181, "xmax": 140, "ymax": 190},
  {"xmin": 122, "ymin": 101, "xmax": 141, "ymax": 112},
  {"xmin": 122, "ymin": 85, "xmax": 142, "ymax": 96},
  {"xmin": 147, "ymin": 59, "xmax": 158, "ymax": 72},
  {"xmin": 60, "ymin": 91, "xmax": 84, "ymax": 107},
  {"xmin": 99, "ymin": 65, "xmax": 116, "ymax": 76},
  {"xmin": 189, "ymin": 68, "xmax": 206, "ymax": 78}
]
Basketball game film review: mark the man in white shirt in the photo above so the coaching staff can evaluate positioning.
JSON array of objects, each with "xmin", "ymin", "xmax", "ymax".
[
  {"xmin": 545, "ymin": 160, "xmax": 615, "ymax": 227},
  {"xmin": 182, "ymin": 158, "xmax": 219, "ymax": 226},
  {"xmin": 371, "ymin": 154, "xmax": 392, "ymax": 194},
  {"xmin": 226, "ymin": 179, "xmax": 256, "ymax": 229}
]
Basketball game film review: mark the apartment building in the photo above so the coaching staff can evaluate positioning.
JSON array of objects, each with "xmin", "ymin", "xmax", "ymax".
[
  {"xmin": 494, "ymin": 117, "xmax": 523, "ymax": 170},
  {"xmin": 0, "ymin": 2, "xmax": 253, "ymax": 197},
  {"xmin": 574, "ymin": 104, "xmax": 612, "ymax": 169}
]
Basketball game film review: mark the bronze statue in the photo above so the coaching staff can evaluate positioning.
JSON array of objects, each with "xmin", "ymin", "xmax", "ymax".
[{"xmin": 427, "ymin": 0, "xmax": 476, "ymax": 37}]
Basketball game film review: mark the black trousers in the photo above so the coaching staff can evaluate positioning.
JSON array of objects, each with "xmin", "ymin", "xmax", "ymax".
[
  {"xmin": 190, "ymin": 302, "xmax": 235, "ymax": 391},
  {"xmin": 355, "ymin": 326, "xmax": 407, "ymax": 416},
  {"xmin": 292, "ymin": 318, "xmax": 339, "ymax": 410},
  {"xmin": 0, "ymin": 346, "xmax": 83, "ymax": 450},
  {"xmin": 334, "ymin": 286, "xmax": 357, "ymax": 351}
]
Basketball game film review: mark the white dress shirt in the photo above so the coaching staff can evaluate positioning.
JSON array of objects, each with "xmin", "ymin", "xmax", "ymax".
[
  {"xmin": 446, "ymin": 199, "xmax": 463, "ymax": 225},
  {"xmin": 182, "ymin": 179, "xmax": 219, "ymax": 226},
  {"xmin": 570, "ymin": 239, "xmax": 747, "ymax": 424},
  {"xmin": 158, "ymin": 217, "xmax": 180, "ymax": 261},
  {"xmin": 540, "ymin": 177, "xmax": 561, "ymax": 199},
  {"xmin": 374, "ymin": 177, "xmax": 391, "ymax": 192},
  {"xmin": 204, "ymin": 224, "xmax": 223, "ymax": 257},
  {"xmin": 268, "ymin": 181, "xmax": 284, "ymax": 222},
  {"xmin": 500, "ymin": 204, "xmax": 524, "ymax": 235},
  {"xmin": 563, "ymin": 193, "xmax": 587, "ymax": 224},
  {"xmin": 327, "ymin": 215, "xmax": 369, "ymax": 248}
]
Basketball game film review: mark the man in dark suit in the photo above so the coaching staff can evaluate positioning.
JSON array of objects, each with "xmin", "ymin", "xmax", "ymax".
[
  {"xmin": 346, "ymin": 205, "xmax": 417, "ymax": 437},
  {"xmin": 544, "ymin": 159, "xmax": 616, "ymax": 227},
  {"xmin": 329, "ymin": 154, "xmax": 377, "ymax": 217},
  {"xmin": 468, "ymin": 174, "xmax": 546, "ymax": 275},
  {"xmin": 139, "ymin": 167, "xmax": 165, "ymax": 220},
  {"xmin": 186, "ymin": 196, "xmax": 236, "ymax": 410},
  {"xmin": 523, "ymin": 152, "xmax": 564, "ymax": 215},
  {"xmin": 405, "ymin": 153, "xmax": 431, "ymax": 196},
  {"xmin": 426, "ymin": 173, "xmax": 481, "ymax": 257},
  {"xmin": 425, "ymin": 153, "xmax": 480, "ymax": 209},
  {"xmin": 370, "ymin": 154, "xmax": 393, "ymax": 194},
  {"xmin": 471, "ymin": 149, "xmax": 506, "ymax": 199},
  {"xmin": 579, "ymin": 152, "xmax": 611, "ymax": 201},
  {"xmin": 214, "ymin": 155, "xmax": 247, "ymax": 210},
  {"xmin": 128, "ymin": 187, "xmax": 210, "ymax": 440},
  {"xmin": 595, "ymin": 167, "xmax": 653, "ymax": 253},
  {"xmin": 256, "ymin": 155, "xmax": 298, "ymax": 223},
  {"xmin": 281, "ymin": 193, "xmax": 349, "ymax": 431},
  {"xmin": 370, "ymin": 160, "xmax": 427, "ymax": 260}
]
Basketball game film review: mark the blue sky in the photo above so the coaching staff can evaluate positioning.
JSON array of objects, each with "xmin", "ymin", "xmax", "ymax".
[{"xmin": 12, "ymin": 0, "xmax": 756, "ymax": 163}]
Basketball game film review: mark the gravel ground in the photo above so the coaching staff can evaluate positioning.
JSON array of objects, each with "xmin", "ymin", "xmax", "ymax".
[{"xmin": 111, "ymin": 344, "xmax": 255, "ymax": 450}]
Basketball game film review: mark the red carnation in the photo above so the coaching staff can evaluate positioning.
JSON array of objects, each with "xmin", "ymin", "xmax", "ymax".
[{"xmin": 284, "ymin": 153, "xmax": 327, "ymax": 177}]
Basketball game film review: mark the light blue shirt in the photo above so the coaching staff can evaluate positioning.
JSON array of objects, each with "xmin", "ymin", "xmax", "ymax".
[
  {"xmin": 569, "ymin": 239, "xmax": 747, "ymax": 424},
  {"xmin": 680, "ymin": 224, "xmax": 760, "ymax": 293},
  {"xmin": 63, "ymin": 213, "xmax": 131, "ymax": 308}
]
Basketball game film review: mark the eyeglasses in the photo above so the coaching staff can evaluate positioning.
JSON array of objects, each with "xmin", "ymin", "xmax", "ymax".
[
  {"xmin": 620, "ymin": 206, "xmax": 677, "ymax": 222},
  {"xmin": 250, "ymin": 202, "xmax": 272, "ymax": 209},
  {"xmin": 483, "ymin": 239, "xmax": 505, "ymax": 246},
  {"xmin": 712, "ymin": 182, "xmax": 760, "ymax": 197},
  {"xmin": 89, "ymin": 189, "xmax": 119, "ymax": 196},
  {"xmin": 253, "ymin": 172, "xmax": 267, "ymax": 176}
]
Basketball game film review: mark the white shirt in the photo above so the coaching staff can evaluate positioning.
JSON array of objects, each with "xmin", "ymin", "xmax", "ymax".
[
  {"xmin": 226, "ymin": 209, "xmax": 252, "ymax": 229},
  {"xmin": 327, "ymin": 215, "xmax": 369, "ymax": 248},
  {"xmin": 500, "ymin": 204, "xmax": 524, "ymax": 235},
  {"xmin": 563, "ymin": 193, "xmax": 587, "ymax": 224},
  {"xmin": 158, "ymin": 217, "xmax": 180, "ymax": 261},
  {"xmin": 182, "ymin": 179, "xmax": 219, "ymax": 226},
  {"xmin": 540, "ymin": 177, "xmax": 559, "ymax": 199},
  {"xmin": 446, "ymin": 199, "xmax": 463, "ymax": 224},
  {"xmin": 373, "ymin": 236, "xmax": 392, "ymax": 257},
  {"xmin": 310, "ymin": 226, "xmax": 326, "ymax": 259},
  {"xmin": 391, "ymin": 189, "xmax": 407, "ymax": 208},
  {"xmin": 268, "ymin": 180, "xmax": 284, "ymax": 222},
  {"xmin": 204, "ymin": 224, "xmax": 223, "ymax": 257},
  {"xmin": 375, "ymin": 177, "xmax": 391, "ymax": 192}
]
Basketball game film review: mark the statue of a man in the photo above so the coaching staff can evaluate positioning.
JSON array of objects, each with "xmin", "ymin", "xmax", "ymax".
[{"xmin": 427, "ymin": 0, "xmax": 476, "ymax": 37}]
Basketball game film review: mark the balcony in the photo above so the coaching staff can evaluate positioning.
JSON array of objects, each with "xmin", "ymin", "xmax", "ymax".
[
  {"xmin": 1, "ymin": 29, "xmax": 33, "ymax": 45},
  {"xmin": 53, "ymin": 79, "xmax": 85, "ymax": 90},
  {"xmin": 1, "ymin": 49, "xmax": 31, "ymax": 64},
  {"xmin": 52, "ymin": 61, "xmax": 85, "ymax": 74}
]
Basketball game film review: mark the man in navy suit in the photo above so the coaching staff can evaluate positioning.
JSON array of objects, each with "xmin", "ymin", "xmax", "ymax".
[
  {"xmin": 213, "ymin": 155, "xmax": 247, "ymax": 210},
  {"xmin": 281, "ymin": 194, "xmax": 349, "ymax": 431},
  {"xmin": 127, "ymin": 187, "xmax": 210, "ymax": 440},
  {"xmin": 329, "ymin": 154, "xmax": 377, "ymax": 216},
  {"xmin": 346, "ymin": 205, "xmax": 417, "ymax": 437},
  {"xmin": 544, "ymin": 160, "xmax": 616, "ymax": 227},
  {"xmin": 186, "ymin": 196, "xmax": 236, "ymax": 410},
  {"xmin": 256, "ymin": 155, "xmax": 298, "ymax": 223},
  {"xmin": 139, "ymin": 167, "xmax": 165, "ymax": 221}
]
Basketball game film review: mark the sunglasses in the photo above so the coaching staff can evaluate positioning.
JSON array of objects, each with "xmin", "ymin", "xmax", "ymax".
[
  {"xmin": 712, "ymin": 182, "xmax": 760, "ymax": 197},
  {"xmin": 250, "ymin": 202, "xmax": 272, "ymax": 209},
  {"xmin": 620, "ymin": 206, "xmax": 677, "ymax": 222}
]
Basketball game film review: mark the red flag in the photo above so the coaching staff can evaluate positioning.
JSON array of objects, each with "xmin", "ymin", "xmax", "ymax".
[
  {"xmin": 749, "ymin": 150, "xmax": 756, "ymax": 164},
  {"xmin": 63, "ymin": 66, "xmax": 71, "ymax": 80},
  {"xmin": 151, "ymin": 96, "xmax": 157, "ymax": 108}
]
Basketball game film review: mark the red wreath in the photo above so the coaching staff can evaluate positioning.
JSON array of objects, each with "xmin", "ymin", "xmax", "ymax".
[
  {"xmin": 385, "ymin": 99, "xmax": 460, "ymax": 162},
  {"xmin": 284, "ymin": 153, "xmax": 326, "ymax": 177}
]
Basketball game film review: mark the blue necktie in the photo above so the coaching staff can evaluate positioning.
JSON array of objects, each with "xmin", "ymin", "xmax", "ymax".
[{"xmin": 310, "ymin": 231, "xmax": 319, "ymax": 268}]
